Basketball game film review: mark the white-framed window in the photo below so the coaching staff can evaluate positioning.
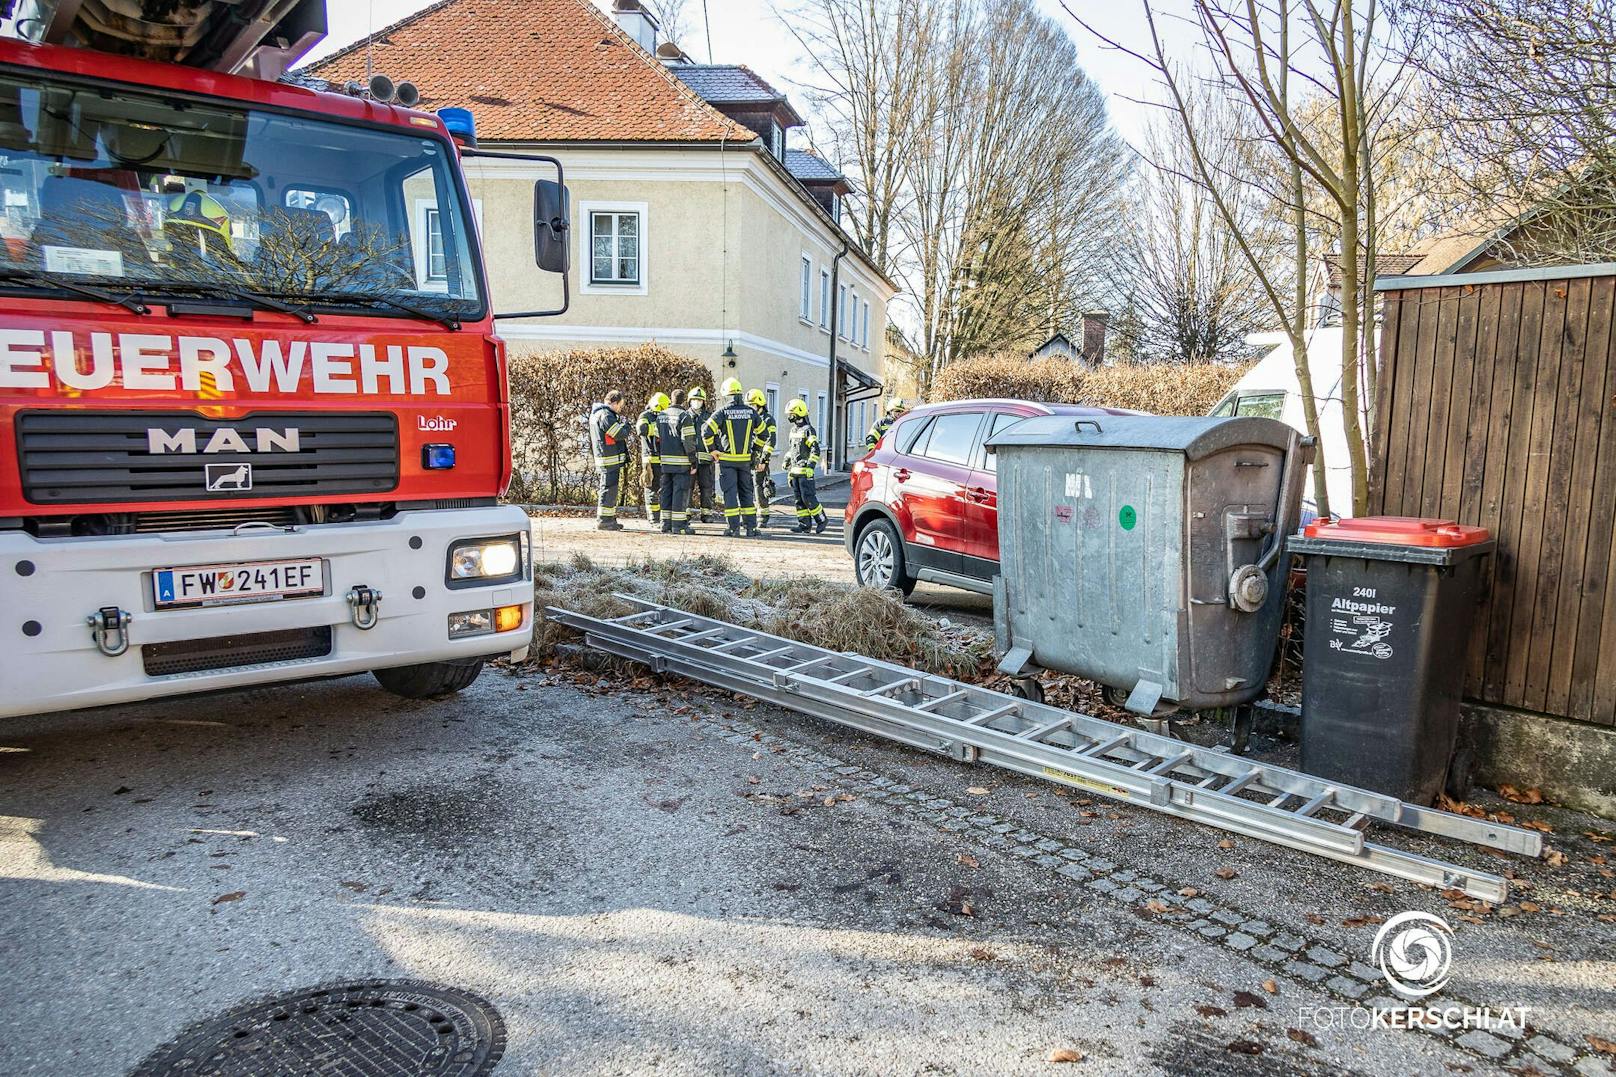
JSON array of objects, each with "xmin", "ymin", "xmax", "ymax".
[
  {"xmin": 799, "ymin": 255, "xmax": 813, "ymax": 322},
  {"xmin": 577, "ymin": 200, "xmax": 649, "ymax": 295},
  {"xmin": 771, "ymin": 122, "xmax": 785, "ymax": 160},
  {"xmin": 412, "ymin": 196, "xmax": 482, "ymax": 292},
  {"xmin": 861, "ymin": 299, "xmax": 871, "ymax": 349},
  {"xmin": 838, "ymin": 284, "xmax": 849, "ymax": 338},
  {"xmin": 765, "ymin": 383, "xmax": 780, "ymax": 418},
  {"xmin": 819, "ymin": 269, "xmax": 830, "ymax": 331},
  {"xmin": 816, "ymin": 391, "xmax": 827, "ymax": 439}
]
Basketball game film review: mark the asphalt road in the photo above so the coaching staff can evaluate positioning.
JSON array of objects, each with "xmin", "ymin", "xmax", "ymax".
[{"xmin": 3, "ymin": 516, "xmax": 1615, "ymax": 1076}]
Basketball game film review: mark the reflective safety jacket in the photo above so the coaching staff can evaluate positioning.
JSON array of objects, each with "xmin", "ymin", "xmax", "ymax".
[
  {"xmin": 785, "ymin": 419, "xmax": 821, "ymax": 477},
  {"xmin": 590, "ymin": 403, "xmax": 627, "ymax": 466},
  {"xmin": 865, "ymin": 414, "xmax": 897, "ymax": 449},
  {"xmin": 688, "ymin": 404, "xmax": 714, "ymax": 462},
  {"xmin": 702, "ymin": 396, "xmax": 771, "ymax": 464},
  {"xmin": 752, "ymin": 407, "xmax": 778, "ymax": 466},
  {"xmin": 655, "ymin": 405, "xmax": 701, "ymax": 467},
  {"xmin": 636, "ymin": 408, "xmax": 661, "ymax": 465}
]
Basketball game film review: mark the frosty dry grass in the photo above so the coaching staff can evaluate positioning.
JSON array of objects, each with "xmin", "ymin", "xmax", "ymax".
[
  {"xmin": 932, "ymin": 354, "xmax": 1249, "ymax": 416},
  {"xmin": 531, "ymin": 554, "xmax": 988, "ymax": 678},
  {"xmin": 506, "ymin": 343, "xmax": 716, "ymax": 505}
]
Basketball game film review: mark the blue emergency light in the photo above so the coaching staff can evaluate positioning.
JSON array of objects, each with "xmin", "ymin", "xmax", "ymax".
[
  {"xmin": 422, "ymin": 443, "xmax": 457, "ymax": 470},
  {"xmin": 439, "ymin": 108, "xmax": 478, "ymax": 146}
]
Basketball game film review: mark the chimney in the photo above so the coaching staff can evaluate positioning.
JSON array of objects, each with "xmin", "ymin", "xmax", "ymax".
[
  {"xmin": 1081, "ymin": 311, "xmax": 1110, "ymax": 365},
  {"xmin": 611, "ymin": 0, "xmax": 660, "ymax": 53}
]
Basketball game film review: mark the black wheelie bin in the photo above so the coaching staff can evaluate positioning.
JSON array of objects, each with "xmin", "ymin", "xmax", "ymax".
[{"xmin": 1289, "ymin": 516, "xmax": 1495, "ymax": 805}]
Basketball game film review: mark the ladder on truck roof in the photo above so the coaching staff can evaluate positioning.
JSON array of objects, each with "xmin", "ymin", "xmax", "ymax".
[{"xmin": 546, "ymin": 597, "xmax": 1543, "ymax": 903}]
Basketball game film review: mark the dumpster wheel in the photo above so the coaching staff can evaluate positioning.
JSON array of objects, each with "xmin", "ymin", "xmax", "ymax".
[
  {"xmin": 1101, "ymin": 684, "xmax": 1181, "ymax": 720},
  {"xmin": 1009, "ymin": 677, "xmax": 1045, "ymax": 705}
]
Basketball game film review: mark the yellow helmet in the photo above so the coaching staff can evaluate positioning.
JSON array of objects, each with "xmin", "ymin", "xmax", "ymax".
[
  {"xmin": 648, "ymin": 392, "xmax": 671, "ymax": 411},
  {"xmin": 886, "ymin": 397, "xmax": 909, "ymax": 414},
  {"xmin": 721, "ymin": 377, "xmax": 743, "ymax": 396},
  {"xmin": 688, "ymin": 386, "xmax": 707, "ymax": 402},
  {"xmin": 164, "ymin": 190, "xmax": 233, "ymax": 256},
  {"xmin": 786, "ymin": 398, "xmax": 809, "ymax": 419},
  {"xmin": 746, "ymin": 388, "xmax": 767, "ymax": 409}
]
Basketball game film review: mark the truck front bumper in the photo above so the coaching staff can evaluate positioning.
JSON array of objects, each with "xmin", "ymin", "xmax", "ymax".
[{"xmin": 0, "ymin": 505, "xmax": 535, "ymax": 718}]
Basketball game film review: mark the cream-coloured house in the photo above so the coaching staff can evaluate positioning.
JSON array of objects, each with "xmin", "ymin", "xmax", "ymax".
[{"xmin": 305, "ymin": 0, "xmax": 895, "ymax": 466}]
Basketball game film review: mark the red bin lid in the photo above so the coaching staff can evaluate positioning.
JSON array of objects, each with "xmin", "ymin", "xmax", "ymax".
[{"xmin": 1301, "ymin": 515, "xmax": 1491, "ymax": 548}]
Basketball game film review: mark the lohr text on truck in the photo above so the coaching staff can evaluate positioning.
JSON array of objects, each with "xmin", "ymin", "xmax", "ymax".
[{"xmin": 0, "ymin": 0, "xmax": 571, "ymax": 717}]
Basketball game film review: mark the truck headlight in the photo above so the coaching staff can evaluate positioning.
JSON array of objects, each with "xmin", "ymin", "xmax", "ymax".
[{"xmin": 446, "ymin": 534, "xmax": 525, "ymax": 587}]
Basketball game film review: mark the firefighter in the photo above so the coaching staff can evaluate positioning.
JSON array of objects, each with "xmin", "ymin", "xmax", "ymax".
[
  {"xmin": 784, "ymin": 398, "xmax": 828, "ymax": 534},
  {"xmin": 746, "ymin": 387, "xmax": 778, "ymax": 528},
  {"xmin": 589, "ymin": 389, "xmax": 628, "ymax": 531},
  {"xmin": 702, "ymin": 377, "xmax": 770, "ymax": 537},
  {"xmin": 865, "ymin": 397, "xmax": 910, "ymax": 449},
  {"xmin": 655, "ymin": 392, "xmax": 700, "ymax": 535},
  {"xmin": 686, "ymin": 385, "xmax": 716, "ymax": 522},
  {"xmin": 636, "ymin": 393, "xmax": 662, "ymax": 525}
]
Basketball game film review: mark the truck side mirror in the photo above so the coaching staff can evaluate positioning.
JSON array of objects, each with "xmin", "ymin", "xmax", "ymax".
[{"xmin": 534, "ymin": 179, "xmax": 570, "ymax": 275}]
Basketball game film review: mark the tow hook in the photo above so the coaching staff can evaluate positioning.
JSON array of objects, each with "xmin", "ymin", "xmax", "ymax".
[
  {"xmin": 346, "ymin": 585, "xmax": 382, "ymax": 630},
  {"xmin": 87, "ymin": 606, "xmax": 132, "ymax": 657}
]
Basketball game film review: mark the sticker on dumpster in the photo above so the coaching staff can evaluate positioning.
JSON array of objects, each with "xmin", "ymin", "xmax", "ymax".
[
  {"xmin": 1329, "ymin": 595, "xmax": 1397, "ymax": 659},
  {"xmin": 1118, "ymin": 505, "xmax": 1138, "ymax": 530},
  {"xmin": 1054, "ymin": 504, "xmax": 1073, "ymax": 524},
  {"xmin": 1065, "ymin": 472, "xmax": 1093, "ymax": 498}
]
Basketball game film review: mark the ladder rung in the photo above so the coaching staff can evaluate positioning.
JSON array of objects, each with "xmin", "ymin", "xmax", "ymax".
[
  {"xmin": 782, "ymin": 655, "xmax": 830, "ymax": 673},
  {"xmin": 677, "ymin": 626, "xmax": 729, "ymax": 644},
  {"xmin": 1146, "ymin": 750, "xmax": 1195, "ymax": 776},
  {"xmin": 1017, "ymin": 717, "xmax": 1071, "ymax": 742},
  {"xmin": 709, "ymin": 636, "xmax": 758, "ymax": 652},
  {"xmin": 752, "ymin": 645, "xmax": 797, "ymax": 662},
  {"xmin": 1268, "ymin": 791, "xmax": 1294, "ymax": 808},
  {"xmin": 1344, "ymin": 812, "xmax": 1368, "ymax": 831},
  {"xmin": 1220, "ymin": 772, "xmax": 1259, "ymax": 796},
  {"xmin": 1080, "ymin": 733, "xmax": 1131, "ymax": 758},
  {"xmin": 1296, "ymin": 790, "xmax": 1334, "ymax": 817},
  {"xmin": 644, "ymin": 617, "xmax": 694, "ymax": 635},
  {"xmin": 610, "ymin": 609, "xmax": 662, "ymax": 625},
  {"xmin": 861, "ymin": 678, "xmax": 917, "ymax": 697},
  {"xmin": 916, "ymin": 690, "xmax": 968, "ymax": 712},
  {"xmin": 825, "ymin": 666, "xmax": 874, "ymax": 685},
  {"xmin": 962, "ymin": 702, "xmax": 1019, "ymax": 727}
]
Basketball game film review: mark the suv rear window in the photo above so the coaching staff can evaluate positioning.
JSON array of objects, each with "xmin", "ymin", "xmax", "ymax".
[{"xmin": 913, "ymin": 411, "xmax": 984, "ymax": 466}]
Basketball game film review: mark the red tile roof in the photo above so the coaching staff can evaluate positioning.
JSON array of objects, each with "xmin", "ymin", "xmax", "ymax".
[{"xmin": 301, "ymin": 0, "xmax": 752, "ymax": 143}]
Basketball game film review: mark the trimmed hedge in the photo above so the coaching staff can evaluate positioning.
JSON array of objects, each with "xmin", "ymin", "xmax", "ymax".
[
  {"xmin": 931, "ymin": 354, "xmax": 1249, "ymax": 416},
  {"xmin": 507, "ymin": 343, "xmax": 715, "ymax": 505}
]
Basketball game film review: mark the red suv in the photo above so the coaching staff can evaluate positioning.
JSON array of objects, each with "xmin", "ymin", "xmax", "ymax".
[{"xmin": 845, "ymin": 399, "xmax": 1135, "ymax": 594}]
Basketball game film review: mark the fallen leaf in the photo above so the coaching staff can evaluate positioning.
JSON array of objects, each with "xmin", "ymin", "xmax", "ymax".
[
  {"xmin": 1287, "ymin": 1028, "xmax": 1319, "ymax": 1048},
  {"xmin": 1305, "ymin": 912, "xmax": 1326, "ymax": 926},
  {"xmin": 1178, "ymin": 887, "xmax": 1200, "ymax": 898},
  {"xmin": 1216, "ymin": 867, "xmax": 1238, "ymax": 880},
  {"xmin": 1225, "ymin": 1041, "xmax": 1264, "ymax": 1055},
  {"xmin": 1368, "ymin": 882, "xmax": 1394, "ymax": 893},
  {"xmin": 1518, "ymin": 901, "xmax": 1541, "ymax": 913},
  {"xmin": 957, "ymin": 854, "xmax": 980, "ymax": 869},
  {"xmin": 1497, "ymin": 906, "xmax": 1519, "ymax": 918},
  {"xmin": 1546, "ymin": 849, "xmax": 1567, "ymax": 868},
  {"xmin": 1195, "ymin": 1004, "xmax": 1227, "ymax": 1018},
  {"xmin": 1140, "ymin": 974, "xmax": 1156, "ymax": 987},
  {"xmin": 212, "ymin": 891, "xmax": 245, "ymax": 905},
  {"xmin": 1521, "ymin": 820, "xmax": 1553, "ymax": 833},
  {"xmin": 1499, "ymin": 784, "xmax": 1544, "ymax": 804},
  {"xmin": 1143, "ymin": 899, "xmax": 1170, "ymax": 915},
  {"xmin": 1047, "ymin": 1048, "xmax": 1084, "ymax": 1063},
  {"xmin": 1342, "ymin": 915, "xmax": 1384, "ymax": 928},
  {"xmin": 1588, "ymin": 1035, "xmax": 1616, "ymax": 1056},
  {"xmin": 1232, "ymin": 991, "xmax": 1267, "ymax": 1010},
  {"xmin": 1261, "ymin": 979, "xmax": 1279, "ymax": 995},
  {"xmin": 968, "ymin": 946, "xmax": 995, "ymax": 961},
  {"xmin": 966, "ymin": 786, "xmax": 990, "ymax": 796},
  {"xmin": 1217, "ymin": 839, "xmax": 1234, "ymax": 850}
]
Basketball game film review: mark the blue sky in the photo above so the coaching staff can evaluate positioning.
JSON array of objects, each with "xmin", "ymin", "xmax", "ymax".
[{"xmin": 303, "ymin": 0, "xmax": 1170, "ymax": 148}]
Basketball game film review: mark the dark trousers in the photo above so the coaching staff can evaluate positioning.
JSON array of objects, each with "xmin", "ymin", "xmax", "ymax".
[
  {"xmin": 597, "ymin": 461, "xmax": 623, "ymax": 518},
  {"xmin": 753, "ymin": 466, "xmax": 772, "ymax": 522},
  {"xmin": 718, "ymin": 460, "xmax": 756, "ymax": 532},
  {"xmin": 691, "ymin": 459, "xmax": 716, "ymax": 518},
  {"xmin": 790, "ymin": 473, "xmax": 825, "ymax": 525},
  {"xmin": 659, "ymin": 468, "xmax": 692, "ymax": 527}
]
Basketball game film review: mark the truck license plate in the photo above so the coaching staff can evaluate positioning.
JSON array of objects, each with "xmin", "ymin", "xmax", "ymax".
[{"xmin": 153, "ymin": 559, "xmax": 324, "ymax": 609}]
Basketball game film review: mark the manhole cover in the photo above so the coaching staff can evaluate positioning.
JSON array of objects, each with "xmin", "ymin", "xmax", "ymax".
[{"xmin": 131, "ymin": 979, "xmax": 505, "ymax": 1077}]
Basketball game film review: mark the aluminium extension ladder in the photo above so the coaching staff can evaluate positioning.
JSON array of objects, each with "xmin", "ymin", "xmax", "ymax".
[{"xmin": 546, "ymin": 597, "xmax": 1543, "ymax": 902}]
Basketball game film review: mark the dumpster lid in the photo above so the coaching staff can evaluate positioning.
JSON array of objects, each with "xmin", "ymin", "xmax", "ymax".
[
  {"xmin": 985, "ymin": 414, "xmax": 1296, "ymax": 461},
  {"xmin": 1301, "ymin": 516, "xmax": 1491, "ymax": 548}
]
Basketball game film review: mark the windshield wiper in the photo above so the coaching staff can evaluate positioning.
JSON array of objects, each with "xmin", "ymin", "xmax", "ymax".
[
  {"xmin": 138, "ymin": 280, "xmax": 318, "ymax": 325},
  {"xmin": 311, "ymin": 290, "xmax": 462, "ymax": 331},
  {"xmin": 0, "ymin": 268, "xmax": 151, "ymax": 315}
]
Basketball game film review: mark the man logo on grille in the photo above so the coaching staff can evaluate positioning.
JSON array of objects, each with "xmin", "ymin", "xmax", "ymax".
[
  {"xmin": 205, "ymin": 463, "xmax": 252, "ymax": 491},
  {"xmin": 1372, "ymin": 911, "xmax": 1454, "ymax": 999}
]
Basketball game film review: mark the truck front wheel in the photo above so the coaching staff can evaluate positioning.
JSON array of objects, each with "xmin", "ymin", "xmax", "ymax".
[{"xmin": 372, "ymin": 658, "xmax": 485, "ymax": 700}]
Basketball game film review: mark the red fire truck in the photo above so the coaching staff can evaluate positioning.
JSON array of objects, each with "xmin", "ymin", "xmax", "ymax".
[{"xmin": 0, "ymin": 3, "xmax": 570, "ymax": 717}]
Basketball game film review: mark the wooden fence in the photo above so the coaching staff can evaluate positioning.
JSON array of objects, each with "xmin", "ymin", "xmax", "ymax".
[{"xmin": 1372, "ymin": 264, "xmax": 1616, "ymax": 726}]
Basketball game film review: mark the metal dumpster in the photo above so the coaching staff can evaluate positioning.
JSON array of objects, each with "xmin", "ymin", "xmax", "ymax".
[{"xmin": 988, "ymin": 415, "xmax": 1311, "ymax": 715}]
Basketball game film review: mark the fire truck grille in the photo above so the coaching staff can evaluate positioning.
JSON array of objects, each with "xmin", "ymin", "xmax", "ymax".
[
  {"xmin": 16, "ymin": 411, "xmax": 400, "ymax": 505},
  {"xmin": 142, "ymin": 626, "xmax": 334, "ymax": 677}
]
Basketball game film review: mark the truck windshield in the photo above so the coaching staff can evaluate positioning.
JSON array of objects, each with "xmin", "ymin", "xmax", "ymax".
[{"xmin": 0, "ymin": 74, "xmax": 481, "ymax": 319}]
